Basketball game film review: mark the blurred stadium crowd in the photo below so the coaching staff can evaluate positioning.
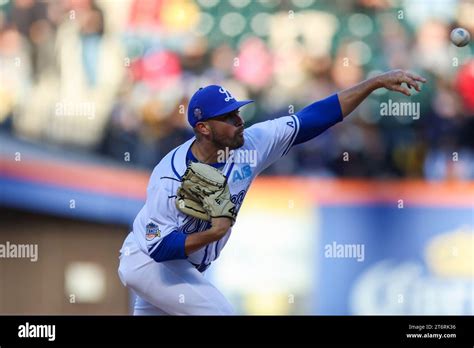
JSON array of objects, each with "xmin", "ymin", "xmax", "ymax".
[{"xmin": 1, "ymin": 0, "xmax": 473, "ymax": 179}]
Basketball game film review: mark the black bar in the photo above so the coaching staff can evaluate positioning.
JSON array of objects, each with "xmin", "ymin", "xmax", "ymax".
[{"xmin": 0, "ymin": 315, "xmax": 473, "ymax": 346}]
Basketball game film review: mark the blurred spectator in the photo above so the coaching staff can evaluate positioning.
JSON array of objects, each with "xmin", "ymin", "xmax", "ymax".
[{"xmin": 1, "ymin": 0, "xmax": 473, "ymax": 179}]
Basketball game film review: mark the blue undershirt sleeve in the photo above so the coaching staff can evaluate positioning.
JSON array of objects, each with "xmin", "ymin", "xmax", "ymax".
[
  {"xmin": 150, "ymin": 230, "xmax": 187, "ymax": 262},
  {"xmin": 294, "ymin": 93, "xmax": 343, "ymax": 145}
]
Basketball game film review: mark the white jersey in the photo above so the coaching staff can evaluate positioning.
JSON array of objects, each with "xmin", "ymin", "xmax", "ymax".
[{"xmin": 131, "ymin": 115, "xmax": 300, "ymax": 270}]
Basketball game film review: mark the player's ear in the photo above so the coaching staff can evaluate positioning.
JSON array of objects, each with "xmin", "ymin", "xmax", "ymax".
[{"xmin": 195, "ymin": 122, "xmax": 211, "ymax": 137}]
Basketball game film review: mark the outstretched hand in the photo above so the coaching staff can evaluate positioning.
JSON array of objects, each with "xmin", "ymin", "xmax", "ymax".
[{"xmin": 377, "ymin": 69, "xmax": 427, "ymax": 96}]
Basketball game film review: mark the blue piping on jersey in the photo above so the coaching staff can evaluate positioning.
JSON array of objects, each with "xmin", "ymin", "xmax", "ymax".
[
  {"xmin": 190, "ymin": 261, "xmax": 210, "ymax": 273},
  {"xmin": 282, "ymin": 115, "xmax": 300, "ymax": 156},
  {"xmin": 171, "ymin": 147, "xmax": 181, "ymax": 179},
  {"xmin": 148, "ymin": 240, "xmax": 159, "ymax": 253},
  {"xmin": 225, "ymin": 162, "xmax": 235, "ymax": 179},
  {"xmin": 200, "ymin": 245, "xmax": 209, "ymax": 268},
  {"xmin": 214, "ymin": 238, "xmax": 220, "ymax": 261}
]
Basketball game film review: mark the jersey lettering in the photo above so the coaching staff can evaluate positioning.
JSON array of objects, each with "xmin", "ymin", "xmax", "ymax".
[
  {"xmin": 232, "ymin": 165, "xmax": 252, "ymax": 182},
  {"xmin": 181, "ymin": 217, "xmax": 211, "ymax": 234}
]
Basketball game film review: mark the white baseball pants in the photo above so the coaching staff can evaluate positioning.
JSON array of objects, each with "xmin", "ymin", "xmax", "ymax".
[{"xmin": 118, "ymin": 232, "xmax": 234, "ymax": 315}]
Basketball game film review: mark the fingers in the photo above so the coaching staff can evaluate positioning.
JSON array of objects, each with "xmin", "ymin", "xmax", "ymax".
[
  {"xmin": 398, "ymin": 71, "xmax": 426, "ymax": 93},
  {"xmin": 404, "ymin": 78, "xmax": 420, "ymax": 92},
  {"xmin": 385, "ymin": 70, "xmax": 427, "ymax": 96},
  {"xmin": 391, "ymin": 85, "xmax": 412, "ymax": 96},
  {"xmin": 403, "ymin": 71, "xmax": 427, "ymax": 92},
  {"xmin": 400, "ymin": 75, "xmax": 421, "ymax": 92},
  {"xmin": 406, "ymin": 72, "xmax": 427, "ymax": 83}
]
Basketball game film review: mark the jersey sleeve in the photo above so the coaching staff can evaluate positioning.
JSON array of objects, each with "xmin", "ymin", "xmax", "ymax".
[
  {"xmin": 136, "ymin": 181, "xmax": 182, "ymax": 256},
  {"xmin": 245, "ymin": 115, "xmax": 300, "ymax": 175}
]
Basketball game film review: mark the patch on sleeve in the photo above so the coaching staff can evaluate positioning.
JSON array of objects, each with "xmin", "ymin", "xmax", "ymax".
[{"xmin": 145, "ymin": 222, "xmax": 161, "ymax": 241}]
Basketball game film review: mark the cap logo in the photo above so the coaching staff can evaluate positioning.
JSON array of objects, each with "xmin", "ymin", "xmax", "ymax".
[
  {"xmin": 219, "ymin": 87, "xmax": 234, "ymax": 102},
  {"xmin": 194, "ymin": 107, "xmax": 202, "ymax": 120}
]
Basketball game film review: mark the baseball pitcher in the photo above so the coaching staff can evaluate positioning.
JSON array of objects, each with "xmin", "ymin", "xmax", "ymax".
[{"xmin": 118, "ymin": 70, "xmax": 426, "ymax": 315}]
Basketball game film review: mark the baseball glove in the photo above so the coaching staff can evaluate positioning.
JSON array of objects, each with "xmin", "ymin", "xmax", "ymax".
[{"xmin": 175, "ymin": 162, "xmax": 237, "ymax": 224}]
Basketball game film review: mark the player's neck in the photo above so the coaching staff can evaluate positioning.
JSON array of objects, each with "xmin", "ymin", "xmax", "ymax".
[{"xmin": 191, "ymin": 140, "xmax": 221, "ymax": 164}]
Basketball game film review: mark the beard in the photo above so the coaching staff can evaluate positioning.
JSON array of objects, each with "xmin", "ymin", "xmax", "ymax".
[{"xmin": 210, "ymin": 126, "xmax": 244, "ymax": 150}]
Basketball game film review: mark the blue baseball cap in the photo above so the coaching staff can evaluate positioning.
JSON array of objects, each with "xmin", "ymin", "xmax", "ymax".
[{"xmin": 187, "ymin": 85, "xmax": 253, "ymax": 127}]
